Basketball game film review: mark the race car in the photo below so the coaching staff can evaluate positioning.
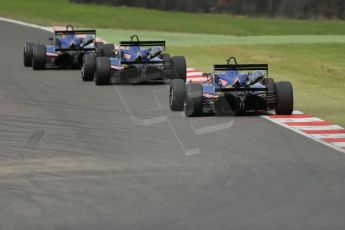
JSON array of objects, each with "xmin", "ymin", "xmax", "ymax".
[
  {"xmin": 23, "ymin": 25, "xmax": 104, "ymax": 70},
  {"xmin": 81, "ymin": 35, "xmax": 187, "ymax": 85},
  {"xmin": 169, "ymin": 57, "xmax": 293, "ymax": 116}
]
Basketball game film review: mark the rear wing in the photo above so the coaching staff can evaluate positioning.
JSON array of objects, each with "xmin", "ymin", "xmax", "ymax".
[
  {"xmin": 55, "ymin": 47, "xmax": 96, "ymax": 52},
  {"xmin": 120, "ymin": 41, "xmax": 166, "ymax": 51},
  {"xmin": 121, "ymin": 60, "xmax": 165, "ymax": 65},
  {"xmin": 213, "ymin": 64, "xmax": 268, "ymax": 71},
  {"xmin": 54, "ymin": 30, "xmax": 96, "ymax": 36},
  {"xmin": 215, "ymin": 88, "xmax": 267, "ymax": 92},
  {"xmin": 54, "ymin": 30, "xmax": 96, "ymax": 51},
  {"xmin": 212, "ymin": 63, "xmax": 269, "ymax": 92}
]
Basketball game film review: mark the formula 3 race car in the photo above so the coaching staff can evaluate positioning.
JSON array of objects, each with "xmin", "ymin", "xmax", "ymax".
[
  {"xmin": 169, "ymin": 57, "xmax": 293, "ymax": 116},
  {"xmin": 81, "ymin": 35, "xmax": 187, "ymax": 85},
  {"xmin": 23, "ymin": 25, "xmax": 104, "ymax": 70}
]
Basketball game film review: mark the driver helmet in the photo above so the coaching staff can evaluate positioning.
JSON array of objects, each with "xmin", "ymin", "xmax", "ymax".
[{"xmin": 248, "ymin": 70, "xmax": 265, "ymax": 85}]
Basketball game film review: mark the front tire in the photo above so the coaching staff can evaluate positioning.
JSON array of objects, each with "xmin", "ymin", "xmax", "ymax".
[
  {"xmin": 171, "ymin": 56, "xmax": 187, "ymax": 81},
  {"xmin": 170, "ymin": 79, "xmax": 185, "ymax": 111},
  {"xmin": 275, "ymin": 81, "xmax": 293, "ymax": 115},
  {"xmin": 32, "ymin": 44, "xmax": 46, "ymax": 70},
  {"xmin": 82, "ymin": 53, "xmax": 96, "ymax": 81},
  {"xmin": 24, "ymin": 42, "xmax": 34, "ymax": 67},
  {"xmin": 95, "ymin": 57, "xmax": 111, "ymax": 85},
  {"xmin": 185, "ymin": 83, "xmax": 203, "ymax": 117}
]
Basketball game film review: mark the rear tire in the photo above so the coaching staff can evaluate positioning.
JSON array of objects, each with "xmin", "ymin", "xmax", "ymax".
[
  {"xmin": 24, "ymin": 42, "xmax": 34, "ymax": 67},
  {"xmin": 95, "ymin": 57, "xmax": 111, "ymax": 85},
  {"xmin": 275, "ymin": 81, "xmax": 293, "ymax": 115},
  {"xmin": 95, "ymin": 42, "xmax": 104, "ymax": 56},
  {"xmin": 82, "ymin": 53, "xmax": 96, "ymax": 81},
  {"xmin": 32, "ymin": 44, "xmax": 46, "ymax": 70},
  {"xmin": 170, "ymin": 79, "xmax": 185, "ymax": 111},
  {"xmin": 171, "ymin": 56, "xmax": 187, "ymax": 81},
  {"xmin": 185, "ymin": 83, "xmax": 203, "ymax": 117},
  {"xmin": 102, "ymin": 44, "xmax": 115, "ymax": 57}
]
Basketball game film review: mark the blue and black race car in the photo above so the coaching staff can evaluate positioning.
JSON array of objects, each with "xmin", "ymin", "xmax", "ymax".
[
  {"xmin": 82, "ymin": 35, "xmax": 187, "ymax": 85},
  {"xmin": 169, "ymin": 57, "xmax": 293, "ymax": 116},
  {"xmin": 24, "ymin": 25, "xmax": 104, "ymax": 70}
]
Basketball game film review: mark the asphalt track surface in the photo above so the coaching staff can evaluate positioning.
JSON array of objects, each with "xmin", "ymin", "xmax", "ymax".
[{"xmin": 1, "ymin": 21, "xmax": 345, "ymax": 230}]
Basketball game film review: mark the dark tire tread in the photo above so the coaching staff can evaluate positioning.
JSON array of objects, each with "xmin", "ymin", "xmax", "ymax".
[
  {"xmin": 275, "ymin": 81, "xmax": 294, "ymax": 115},
  {"xmin": 185, "ymin": 83, "xmax": 203, "ymax": 117},
  {"xmin": 170, "ymin": 79, "xmax": 185, "ymax": 111}
]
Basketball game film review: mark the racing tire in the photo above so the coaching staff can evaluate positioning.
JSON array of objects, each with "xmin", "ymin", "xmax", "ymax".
[
  {"xmin": 32, "ymin": 44, "xmax": 46, "ymax": 70},
  {"xmin": 170, "ymin": 79, "xmax": 185, "ymax": 111},
  {"xmin": 82, "ymin": 53, "xmax": 96, "ymax": 81},
  {"xmin": 171, "ymin": 56, "xmax": 187, "ymax": 81},
  {"xmin": 24, "ymin": 42, "xmax": 34, "ymax": 67},
  {"xmin": 185, "ymin": 83, "xmax": 203, "ymax": 117},
  {"xmin": 95, "ymin": 57, "xmax": 111, "ymax": 85},
  {"xmin": 95, "ymin": 42, "xmax": 104, "ymax": 57},
  {"xmin": 102, "ymin": 44, "xmax": 115, "ymax": 57},
  {"xmin": 274, "ymin": 81, "xmax": 293, "ymax": 115}
]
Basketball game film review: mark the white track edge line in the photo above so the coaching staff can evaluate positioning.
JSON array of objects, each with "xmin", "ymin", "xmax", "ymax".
[
  {"xmin": 333, "ymin": 142, "xmax": 345, "ymax": 148},
  {"xmin": 0, "ymin": 17, "xmax": 53, "ymax": 32},
  {"xmin": 272, "ymin": 117, "xmax": 323, "ymax": 123},
  {"xmin": 0, "ymin": 17, "xmax": 109, "ymax": 43},
  {"xmin": 290, "ymin": 125, "xmax": 344, "ymax": 131},
  {"xmin": 310, "ymin": 133, "xmax": 345, "ymax": 139}
]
